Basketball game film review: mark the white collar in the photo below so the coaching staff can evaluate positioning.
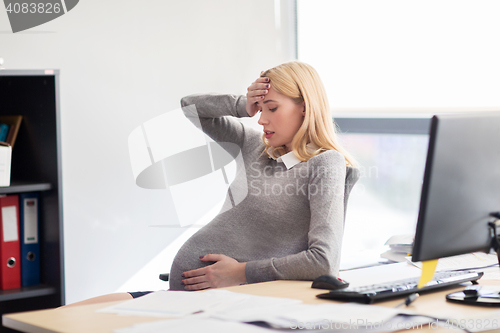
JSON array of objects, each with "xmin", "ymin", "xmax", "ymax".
[{"xmin": 267, "ymin": 143, "xmax": 319, "ymax": 170}]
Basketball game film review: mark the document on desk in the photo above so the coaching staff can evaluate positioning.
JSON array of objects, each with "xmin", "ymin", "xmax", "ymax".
[
  {"xmin": 97, "ymin": 289, "xmax": 301, "ymax": 318},
  {"xmin": 405, "ymin": 252, "xmax": 499, "ymax": 272},
  {"xmin": 103, "ymin": 289, "xmax": 429, "ymax": 333},
  {"xmin": 114, "ymin": 315, "xmax": 433, "ymax": 333},
  {"xmin": 211, "ymin": 302, "xmax": 413, "ymax": 329},
  {"xmin": 478, "ymin": 266, "xmax": 500, "ymax": 280}
]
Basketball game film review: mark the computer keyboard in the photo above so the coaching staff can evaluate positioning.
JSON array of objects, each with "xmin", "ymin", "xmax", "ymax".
[{"xmin": 316, "ymin": 270, "xmax": 484, "ymax": 304}]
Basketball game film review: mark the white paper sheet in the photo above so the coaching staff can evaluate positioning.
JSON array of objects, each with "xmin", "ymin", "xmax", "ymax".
[
  {"xmin": 97, "ymin": 289, "xmax": 301, "ymax": 318},
  {"xmin": 212, "ymin": 302, "xmax": 413, "ymax": 329},
  {"xmin": 478, "ymin": 266, "xmax": 500, "ymax": 280},
  {"xmin": 114, "ymin": 315, "xmax": 434, "ymax": 333},
  {"xmin": 102, "ymin": 289, "xmax": 420, "ymax": 332},
  {"xmin": 406, "ymin": 252, "xmax": 499, "ymax": 271},
  {"xmin": 111, "ymin": 299, "xmax": 424, "ymax": 333}
]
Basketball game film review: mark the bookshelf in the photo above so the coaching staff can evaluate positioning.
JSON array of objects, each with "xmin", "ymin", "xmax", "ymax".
[{"xmin": 0, "ymin": 70, "xmax": 64, "ymax": 324}]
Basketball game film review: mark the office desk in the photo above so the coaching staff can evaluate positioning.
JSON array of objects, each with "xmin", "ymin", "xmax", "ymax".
[{"xmin": 3, "ymin": 280, "xmax": 500, "ymax": 333}]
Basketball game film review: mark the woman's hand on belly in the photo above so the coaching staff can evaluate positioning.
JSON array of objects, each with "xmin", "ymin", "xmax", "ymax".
[{"xmin": 181, "ymin": 254, "xmax": 247, "ymax": 290}]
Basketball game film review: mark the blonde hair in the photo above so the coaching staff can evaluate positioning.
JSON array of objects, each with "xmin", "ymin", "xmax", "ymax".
[{"xmin": 260, "ymin": 61, "xmax": 357, "ymax": 167}]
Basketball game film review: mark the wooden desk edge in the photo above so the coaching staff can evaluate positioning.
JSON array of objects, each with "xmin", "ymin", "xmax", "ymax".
[
  {"xmin": 3, "ymin": 316, "xmax": 54, "ymax": 333},
  {"xmin": 2, "ymin": 300, "xmax": 162, "ymax": 333}
]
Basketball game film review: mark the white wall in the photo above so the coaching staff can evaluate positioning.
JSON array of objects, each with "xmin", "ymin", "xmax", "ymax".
[{"xmin": 0, "ymin": 0, "xmax": 295, "ymax": 304}]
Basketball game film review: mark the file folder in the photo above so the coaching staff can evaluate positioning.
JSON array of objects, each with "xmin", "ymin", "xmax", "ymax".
[
  {"xmin": 0, "ymin": 194, "xmax": 21, "ymax": 289},
  {"xmin": 19, "ymin": 193, "xmax": 40, "ymax": 287}
]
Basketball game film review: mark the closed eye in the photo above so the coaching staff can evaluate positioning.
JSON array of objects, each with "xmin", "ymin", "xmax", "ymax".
[{"xmin": 269, "ymin": 107, "xmax": 277, "ymax": 112}]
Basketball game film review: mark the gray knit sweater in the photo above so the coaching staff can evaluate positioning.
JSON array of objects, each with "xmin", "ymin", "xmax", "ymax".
[{"xmin": 169, "ymin": 94, "xmax": 346, "ymax": 291}]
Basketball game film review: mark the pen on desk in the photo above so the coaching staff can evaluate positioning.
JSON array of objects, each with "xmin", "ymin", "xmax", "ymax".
[{"xmin": 394, "ymin": 293, "xmax": 420, "ymax": 308}]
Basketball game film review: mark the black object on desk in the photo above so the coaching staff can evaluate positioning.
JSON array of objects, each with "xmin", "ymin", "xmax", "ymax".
[
  {"xmin": 446, "ymin": 284, "xmax": 500, "ymax": 307},
  {"xmin": 316, "ymin": 270, "xmax": 483, "ymax": 304},
  {"xmin": 311, "ymin": 275, "xmax": 349, "ymax": 290}
]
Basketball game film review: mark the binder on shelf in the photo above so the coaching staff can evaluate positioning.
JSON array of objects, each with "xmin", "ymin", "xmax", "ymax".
[
  {"xmin": 19, "ymin": 193, "xmax": 40, "ymax": 287},
  {"xmin": 0, "ymin": 115, "xmax": 22, "ymax": 148},
  {"xmin": 0, "ymin": 123, "xmax": 9, "ymax": 143},
  {"xmin": 0, "ymin": 194, "xmax": 21, "ymax": 290}
]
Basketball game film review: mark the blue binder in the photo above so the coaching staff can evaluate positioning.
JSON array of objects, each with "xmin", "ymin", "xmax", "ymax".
[
  {"xmin": 19, "ymin": 193, "xmax": 40, "ymax": 287},
  {"xmin": 0, "ymin": 123, "xmax": 9, "ymax": 142}
]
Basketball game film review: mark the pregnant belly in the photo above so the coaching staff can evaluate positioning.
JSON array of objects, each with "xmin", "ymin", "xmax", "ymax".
[{"xmin": 168, "ymin": 232, "xmax": 215, "ymax": 290}]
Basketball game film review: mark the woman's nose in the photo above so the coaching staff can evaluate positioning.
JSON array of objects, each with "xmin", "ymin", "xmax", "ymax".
[{"xmin": 258, "ymin": 112, "xmax": 268, "ymax": 125}]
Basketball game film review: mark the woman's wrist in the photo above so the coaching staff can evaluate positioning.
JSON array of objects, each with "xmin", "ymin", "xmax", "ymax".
[{"xmin": 239, "ymin": 262, "xmax": 247, "ymax": 284}]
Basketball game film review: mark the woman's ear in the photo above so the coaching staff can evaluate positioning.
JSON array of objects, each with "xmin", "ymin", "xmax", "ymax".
[{"xmin": 302, "ymin": 102, "xmax": 306, "ymax": 115}]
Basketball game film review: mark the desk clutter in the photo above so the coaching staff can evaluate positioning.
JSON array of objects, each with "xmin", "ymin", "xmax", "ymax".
[
  {"xmin": 0, "ymin": 192, "xmax": 40, "ymax": 290},
  {"xmin": 99, "ymin": 287, "xmax": 500, "ymax": 333},
  {"xmin": 100, "ymin": 289, "xmax": 429, "ymax": 333},
  {"xmin": 381, "ymin": 234, "xmax": 499, "ymax": 275},
  {"xmin": 101, "ymin": 260, "xmax": 500, "ymax": 331},
  {"xmin": 99, "ymin": 250, "xmax": 500, "ymax": 333},
  {"xmin": 381, "ymin": 234, "xmax": 414, "ymax": 263}
]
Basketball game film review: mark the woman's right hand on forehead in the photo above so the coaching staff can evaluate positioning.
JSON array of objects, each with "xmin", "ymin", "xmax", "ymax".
[{"xmin": 246, "ymin": 77, "xmax": 270, "ymax": 117}]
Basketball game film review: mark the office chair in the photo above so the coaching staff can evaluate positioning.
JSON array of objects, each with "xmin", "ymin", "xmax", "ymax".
[{"xmin": 159, "ymin": 166, "xmax": 360, "ymax": 282}]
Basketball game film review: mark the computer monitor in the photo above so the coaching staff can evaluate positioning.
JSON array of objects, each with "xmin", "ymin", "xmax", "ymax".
[{"xmin": 412, "ymin": 112, "xmax": 500, "ymax": 266}]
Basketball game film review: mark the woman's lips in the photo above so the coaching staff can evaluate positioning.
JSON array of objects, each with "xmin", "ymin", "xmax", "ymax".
[{"xmin": 265, "ymin": 131, "xmax": 274, "ymax": 139}]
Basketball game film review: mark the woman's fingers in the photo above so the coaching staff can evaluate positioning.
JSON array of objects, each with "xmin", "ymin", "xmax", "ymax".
[
  {"xmin": 247, "ymin": 85, "xmax": 270, "ymax": 101},
  {"xmin": 247, "ymin": 78, "xmax": 270, "ymax": 92},
  {"xmin": 181, "ymin": 254, "xmax": 245, "ymax": 290},
  {"xmin": 182, "ymin": 274, "xmax": 206, "ymax": 286},
  {"xmin": 200, "ymin": 254, "xmax": 224, "ymax": 262},
  {"xmin": 247, "ymin": 91, "xmax": 268, "ymax": 104},
  {"xmin": 246, "ymin": 76, "xmax": 270, "ymax": 117},
  {"xmin": 248, "ymin": 83, "xmax": 270, "ymax": 93},
  {"xmin": 182, "ymin": 269, "xmax": 211, "ymax": 290},
  {"xmin": 184, "ymin": 282, "xmax": 210, "ymax": 291},
  {"xmin": 247, "ymin": 89, "xmax": 268, "ymax": 97},
  {"xmin": 182, "ymin": 273, "xmax": 211, "ymax": 290},
  {"xmin": 182, "ymin": 266, "xmax": 206, "ymax": 278}
]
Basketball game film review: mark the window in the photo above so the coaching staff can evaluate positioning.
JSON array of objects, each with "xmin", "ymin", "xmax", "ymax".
[
  {"xmin": 298, "ymin": 0, "xmax": 500, "ymax": 268},
  {"xmin": 337, "ymin": 121, "xmax": 429, "ymax": 268},
  {"xmin": 297, "ymin": 0, "xmax": 500, "ymax": 110}
]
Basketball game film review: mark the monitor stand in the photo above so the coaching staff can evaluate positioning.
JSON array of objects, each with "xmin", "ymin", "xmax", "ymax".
[{"xmin": 445, "ymin": 218, "xmax": 500, "ymax": 306}]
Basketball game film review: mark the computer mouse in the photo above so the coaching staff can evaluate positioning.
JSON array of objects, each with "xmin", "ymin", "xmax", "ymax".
[{"xmin": 311, "ymin": 274, "xmax": 349, "ymax": 290}]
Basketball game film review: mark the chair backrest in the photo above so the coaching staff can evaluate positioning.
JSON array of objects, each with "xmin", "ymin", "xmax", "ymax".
[{"xmin": 343, "ymin": 166, "xmax": 360, "ymax": 224}]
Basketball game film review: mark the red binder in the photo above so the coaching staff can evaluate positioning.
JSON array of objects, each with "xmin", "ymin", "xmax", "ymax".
[{"xmin": 0, "ymin": 195, "xmax": 21, "ymax": 290}]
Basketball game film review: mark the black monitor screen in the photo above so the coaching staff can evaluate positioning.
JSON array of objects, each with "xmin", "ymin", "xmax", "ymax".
[{"xmin": 412, "ymin": 113, "xmax": 500, "ymax": 261}]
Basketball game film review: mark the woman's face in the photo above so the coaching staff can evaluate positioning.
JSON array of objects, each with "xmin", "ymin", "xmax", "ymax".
[{"xmin": 257, "ymin": 86, "xmax": 305, "ymax": 153}]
